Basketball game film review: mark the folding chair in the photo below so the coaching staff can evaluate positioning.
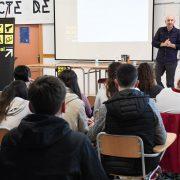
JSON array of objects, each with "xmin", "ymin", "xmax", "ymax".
[{"xmin": 97, "ymin": 132, "xmax": 176, "ymax": 180}]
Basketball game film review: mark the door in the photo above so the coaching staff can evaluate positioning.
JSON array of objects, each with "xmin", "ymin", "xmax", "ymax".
[{"xmin": 14, "ymin": 25, "xmax": 43, "ymax": 79}]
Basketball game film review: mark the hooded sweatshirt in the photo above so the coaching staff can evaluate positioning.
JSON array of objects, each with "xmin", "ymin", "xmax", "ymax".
[
  {"xmin": 0, "ymin": 97, "xmax": 31, "ymax": 130},
  {"xmin": 0, "ymin": 114, "xmax": 108, "ymax": 180},
  {"xmin": 63, "ymin": 88, "xmax": 89, "ymax": 133}
]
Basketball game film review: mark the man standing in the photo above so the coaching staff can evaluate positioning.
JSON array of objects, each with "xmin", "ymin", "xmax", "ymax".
[{"xmin": 152, "ymin": 16, "xmax": 180, "ymax": 87}]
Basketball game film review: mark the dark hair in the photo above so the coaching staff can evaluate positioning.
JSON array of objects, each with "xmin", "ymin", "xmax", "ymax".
[
  {"xmin": 117, "ymin": 64, "xmax": 138, "ymax": 87},
  {"xmin": 58, "ymin": 69, "xmax": 82, "ymax": 99},
  {"xmin": 28, "ymin": 76, "xmax": 66, "ymax": 115},
  {"xmin": 0, "ymin": 80, "xmax": 28, "ymax": 121},
  {"xmin": 138, "ymin": 63, "xmax": 155, "ymax": 92},
  {"xmin": 106, "ymin": 62, "xmax": 122, "ymax": 98},
  {"xmin": 14, "ymin": 65, "xmax": 31, "ymax": 82}
]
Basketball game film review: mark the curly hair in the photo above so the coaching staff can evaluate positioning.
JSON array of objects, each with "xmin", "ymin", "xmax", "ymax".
[
  {"xmin": 106, "ymin": 62, "xmax": 122, "ymax": 98},
  {"xmin": 137, "ymin": 63, "xmax": 155, "ymax": 92}
]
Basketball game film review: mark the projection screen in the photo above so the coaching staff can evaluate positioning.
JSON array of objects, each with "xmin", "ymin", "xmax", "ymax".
[{"xmin": 54, "ymin": 0, "xmax": 154, "ymax": 61}]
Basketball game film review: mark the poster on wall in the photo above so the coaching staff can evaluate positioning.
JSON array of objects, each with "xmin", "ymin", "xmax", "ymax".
[
  {"xmin": 0, "ymin": 18, "xmax": 15, "ymax": 90},
  {"xmin": 0, "ymin": 0, "xmax": 53, "ymax": 24},
  {"xmin": 20, "ymin": 27, "xmax": 29, "ymax": 43}
]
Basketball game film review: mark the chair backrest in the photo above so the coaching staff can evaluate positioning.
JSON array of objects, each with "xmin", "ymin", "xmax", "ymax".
[
  {"xmin": 97, "ymin": 132, "xmax": 176, "ymax": 178},
  {"xmin": 97, "ymin": 132, "xmax": 148, "ymax": 178},
  {"xmin": 0, "ymin": 128, "xmax": 9, "ymax": 144},
  {"xmin": 97, "ymin": 132, "xmax": 143, "ymax": 159}
]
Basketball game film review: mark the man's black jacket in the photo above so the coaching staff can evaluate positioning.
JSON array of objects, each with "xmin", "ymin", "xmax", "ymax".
[{"xmin": 152, "ymin": 26, "xmax": 180, "ymax": 63}]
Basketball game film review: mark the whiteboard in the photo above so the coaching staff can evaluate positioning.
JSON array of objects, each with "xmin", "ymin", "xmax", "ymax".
[{"xmin": 54, "ymin": 0, "xmax": 154, "ymax": 61}]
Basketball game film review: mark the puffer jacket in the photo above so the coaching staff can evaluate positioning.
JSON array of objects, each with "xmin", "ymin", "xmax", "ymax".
[{"xmin": 103, "ymin": 89, "xmax": 160, "ymax": 176}]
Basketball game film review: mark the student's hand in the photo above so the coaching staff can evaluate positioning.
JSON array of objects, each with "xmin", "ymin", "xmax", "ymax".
[{"xmin": 88, "ymin": 117, "xmax": 94, "ymax": 127}]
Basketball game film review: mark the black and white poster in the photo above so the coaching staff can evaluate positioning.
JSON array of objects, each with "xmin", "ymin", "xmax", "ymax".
[{"xmin": 0, "ymin": 0, "xmax": 53, "ymax": 24}]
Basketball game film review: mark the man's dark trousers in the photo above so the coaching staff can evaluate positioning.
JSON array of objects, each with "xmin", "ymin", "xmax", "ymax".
[{"xmin": 155, "ymin": 61, "xmax": 177, "ymax": 88}]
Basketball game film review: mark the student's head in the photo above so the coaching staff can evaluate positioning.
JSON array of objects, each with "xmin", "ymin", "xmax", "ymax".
[
  {"xmin": 28, "ymin": 76, "xmax": 66, "ymax": 115},
  {"xmin": 0, "ymin": 80, "xmax": 28, "ymax": 121},
  {"xmin": 115, "ymin": 64, "xmax": 138, "ymax": 89},
  {"xmin": 14, "ymin": 65, "xmax": 31, "ymax": 82},
  {"xmin": 58, "ymin": 69, "xmax": 82, "ymax": 99},
  {"xmin": 165, "ymin": 16, "xmax": 175, "ymax": 30},
  {"xmin": 137, "ymin": 63, "xmax": 155, "ymax": 92},
  {"xmin": 1, "ymin": 80, "xmax": 28, "ymax": 101},
  {"xmin": 106, "ymin": 62, "xmax": 122, "ymax": 98}
]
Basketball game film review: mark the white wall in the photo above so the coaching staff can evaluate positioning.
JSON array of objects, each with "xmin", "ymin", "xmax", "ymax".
[{"xmin": 43, "ymin": 24, "xmax": 54, "ymax": 54}]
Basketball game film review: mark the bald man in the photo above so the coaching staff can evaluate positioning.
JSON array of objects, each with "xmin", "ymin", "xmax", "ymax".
[{"xmin": 152, "ymin": 16, "xmax": 180, "ymax": 88}]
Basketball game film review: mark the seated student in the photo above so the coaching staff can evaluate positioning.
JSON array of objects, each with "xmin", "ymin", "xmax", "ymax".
[
  {"xmin": 93, "ymin": 62, "xmax": 121, "ymax": 117},
  {"xmin": 137, "ymin": 63, "xmax": 163, "ymax": 98},
  {"xmin": 59, "ymin": 69, "xmax": 91, "ymax": 132},
  {"xmin": 88, "ymin": 62, "xmax": 121, "ymax": 141},
  {"xmin": 14, "ymin": 65, "xmax": 33, "ymax": 88},
  {"xmin": 103, "ymin": 64, "xmax": 166, "ymax": 176},
  {"xmin": 0, "ymin": 76, "xmax": 108, "ymax": 180},
  {"xmin": 0, "ymin": 80, "xmax": 31, "ymax": 130},
  {"xmin": 156, "ymin": 79, "xmax": 180, "ymax": 114}
]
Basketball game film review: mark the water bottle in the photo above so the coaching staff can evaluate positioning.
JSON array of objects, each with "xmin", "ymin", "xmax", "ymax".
[{"xmin": 95, "ymin": 58, "xmax": 99, "ymax": 66}]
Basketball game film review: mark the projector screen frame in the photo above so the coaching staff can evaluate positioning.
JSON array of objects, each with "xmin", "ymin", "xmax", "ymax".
[{"xmin": 54, "ymin": 0, "xmax": 155, "ymax": 62}]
